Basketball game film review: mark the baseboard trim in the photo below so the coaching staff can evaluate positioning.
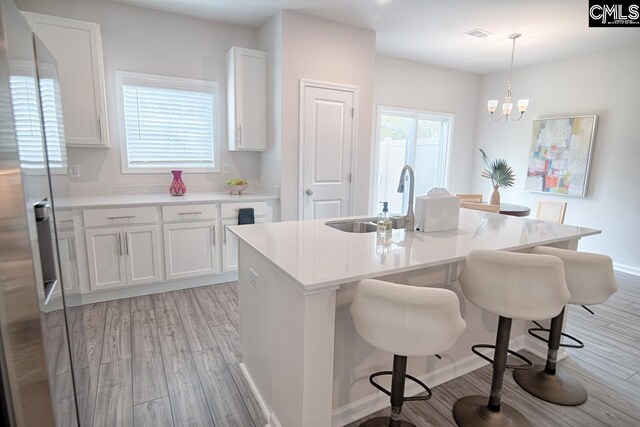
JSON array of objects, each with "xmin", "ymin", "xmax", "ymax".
[
  {"xmin": 75, "ymin": 271, "xmax": 238, "ymax": 305},
  {"xmin": 331, "ymin": 336, "xmax": 528, "ymax": 427},
  {"xmin": 239, "ymin": 363, "xmax": 273, "ymax": 427},
  {"xmin": 614, "ymin": 263, "xmax": 640, "ymax": 278}
]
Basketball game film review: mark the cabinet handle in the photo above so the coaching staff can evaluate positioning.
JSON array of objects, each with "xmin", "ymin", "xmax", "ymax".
[
  {"xmin": 178, "ymin": 211, "xmax": 202, "ymax": 215},
  {"xmin": 117, "ymin": 233, "xmax": 122, "ymax": 256},
  {"xmin": 98, "ymin": 115, "xmax": 103, "ymax": 142},
  {"xmin": 71, "ymin": 236, "xmax": 77, "ymax": 262},
  {"xmin": 237, "ymin": 125, "xmax": 242, "ymax": 146},
  {"xmin": 212, "ymin": 225, "xmax": 216, "ymax": 246},
  {"xmin": 125, "ymin": 232, "xmax": 130, "ymax": 256},
  {"xmin": 107, "ymin": 215, "xmax": 135, "ymax": 220},
  {"xmin": 223, "ymin": 225, "xmax": 227, "ymax": 245}
]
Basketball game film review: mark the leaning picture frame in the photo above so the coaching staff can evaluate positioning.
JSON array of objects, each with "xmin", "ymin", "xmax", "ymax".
[{"xmin": 525, "ymin": 115, "xmax": 598, "ymax": 197}]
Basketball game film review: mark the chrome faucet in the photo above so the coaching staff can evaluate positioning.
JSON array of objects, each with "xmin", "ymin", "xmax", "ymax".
[{"xmin": 397, "ymin": 165, "xmax": 415, "ymax": 232}]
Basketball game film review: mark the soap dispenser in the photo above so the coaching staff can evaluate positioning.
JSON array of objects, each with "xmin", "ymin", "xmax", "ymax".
[{"xmin": 377, "ymin": 201, "xmax": 392, "ymax": 237}]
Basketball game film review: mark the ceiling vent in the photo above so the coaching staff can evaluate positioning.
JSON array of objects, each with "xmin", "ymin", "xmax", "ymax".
[{"xmin": 463, "ymin": 29, "xmax": 493, "ymax": 39}]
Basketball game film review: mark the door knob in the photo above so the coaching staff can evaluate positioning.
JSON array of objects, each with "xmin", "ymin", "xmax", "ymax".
[{"xmin": 305, "ymin": 189, "xmax": 313, "ymax": 196}]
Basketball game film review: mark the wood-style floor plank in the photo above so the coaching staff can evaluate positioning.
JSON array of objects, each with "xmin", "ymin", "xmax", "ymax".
[
  {"xmin": 192, "ymin": 285, "xmax": 230, "ymax": 327},
  {"xmin": 228, "ymin": 363, "xmax": 269, "ymax": 427},
  {"xmin": 133, "ymin": 397, "xmax": 174, "ymax": 427},
  {"xmin": 93, "ymin": 358, "xmax": 133, "ymax": 427},
  {"xmin": 210, "ymin": 283, "xmax": 240, "ymax": 329},
  {"xmin": 82, "ymin": 302, "xmax": 107, "ymax": 329},
  {"xmin": 131, "ymin": 295, "xmax": 154, "ymax": 313},
  {"xmin": 161, "ymin": 350, "xmax": 213, "ymax": 427},
  {"xmin": 152, "ymin": 292, "xmax": 181, "ymax": 328},
  {"xmin": 172, "ymin": 289, "xmax": 217, "ymax": 353},
  {"xmin": 101, "ymin": 299, "xmax": 131, "ymax": 364},
  {"xmin": 193, "ymin": 347, "xmax": 255, "ymax": 427},
  {"xmin": 211, "ymin": 323, "xmax": 241, "ymax": 365},
  {"xmin": 132, "ymin": 309, "xmax": 168, "ymax": 404}
]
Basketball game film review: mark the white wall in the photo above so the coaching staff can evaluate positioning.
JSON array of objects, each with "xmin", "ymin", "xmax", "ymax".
[
  {"xmin": 374, "ymin": 55, "xmax": 481, "ymax": 198},
  {"xmin": 17, "ymin": 0, "xmax": 260, "ymax": 195},
  {"xmin": 473, "ymin": 44, "xmax": 640, "ymax": 272},
  {"xmin": 279, "ymin": 11, "xmax": 376, "ymax": 220}
]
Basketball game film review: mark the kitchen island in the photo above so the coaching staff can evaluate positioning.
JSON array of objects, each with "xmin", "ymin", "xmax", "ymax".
[{"xmin": 228, "ymin": 209, "xmax": 599, "ymax": 427}]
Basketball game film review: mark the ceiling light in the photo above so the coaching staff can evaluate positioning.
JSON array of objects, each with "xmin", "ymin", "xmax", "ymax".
[{"xmin": 487, "ymin": 34, "xmax": 529, "ymax": 122}]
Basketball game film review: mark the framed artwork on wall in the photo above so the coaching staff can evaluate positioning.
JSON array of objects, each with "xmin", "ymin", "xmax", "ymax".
[{"xmin": 525, "ymin": 115, "xmax": 598, "ymax": 197}]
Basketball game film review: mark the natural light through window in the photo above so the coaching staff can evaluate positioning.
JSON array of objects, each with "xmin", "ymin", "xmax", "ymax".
[
  {"xmin": 117, "ymin": 72, "xmax": 218, "ymax": 173},
  {"xmin": 373, "ymin": 107, "xmax": 453, "ymax": 214}
]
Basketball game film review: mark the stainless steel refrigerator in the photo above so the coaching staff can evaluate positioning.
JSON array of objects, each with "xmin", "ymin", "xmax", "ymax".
[{"xmin": 0, "ymin": 0, "xmax": 80, "ymax": 424}]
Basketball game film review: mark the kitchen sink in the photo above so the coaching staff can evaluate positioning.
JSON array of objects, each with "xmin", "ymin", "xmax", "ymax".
[{"xmin": 326, "ymin": 220, "xmax": 377, "ymax": 233}]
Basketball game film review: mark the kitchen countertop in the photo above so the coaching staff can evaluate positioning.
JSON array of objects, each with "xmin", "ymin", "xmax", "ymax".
[
  {"xmin": 229, "ymin": 209, "xmax": 600, "ymax": 292},
  {"xmin": 61, "ymin": 191, "xmax": 277, "ymax": 209}
]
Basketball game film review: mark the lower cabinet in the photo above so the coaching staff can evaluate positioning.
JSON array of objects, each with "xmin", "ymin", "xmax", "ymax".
[
  {"xmin": 221, "ymin": 218, "xmax": 264, "ymax": 272},
  {"xmin": 85, "ymin": 225, "xmax": 161, "ymax": 291},
  {"xmin": 163, "ymin": 220, "xmax": 219, "ymax": 280}
]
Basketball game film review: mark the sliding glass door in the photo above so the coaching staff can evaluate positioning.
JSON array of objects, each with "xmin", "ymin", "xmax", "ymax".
[{"xmin": 373, "ymin": 107, "xmax": 453, "ymax": 214}]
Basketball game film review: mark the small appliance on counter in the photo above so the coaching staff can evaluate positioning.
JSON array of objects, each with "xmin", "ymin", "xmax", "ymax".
[{"xmin": 415, "ymin": 188, "xmax": 460, "ymax": 232}]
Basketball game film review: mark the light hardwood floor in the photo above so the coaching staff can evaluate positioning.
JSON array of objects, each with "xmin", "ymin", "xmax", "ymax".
[{"xmin": 45, "ymin": 273, "xmax": 640, "ymax": 426}]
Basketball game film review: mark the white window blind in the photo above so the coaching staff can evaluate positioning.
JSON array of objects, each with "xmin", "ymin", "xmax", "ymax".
[
  {"xmin": 9, "ymin": 75, "xmax": 64, "ymax": 170},
  {"xmin": 118, "ymin": 72, "xmax": 218, "ymax": 172}
]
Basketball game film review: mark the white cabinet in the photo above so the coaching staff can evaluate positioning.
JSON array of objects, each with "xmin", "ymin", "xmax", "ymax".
[
  {"xmin": 227, "ymin": 47, "xmax": 267, "ymax": 151},
  {"xmin": 163, "ymin": 221, "xmax": 219, "ymax": 280},
  {"xmin": 58, "ymin": 231, "xmax": 79, "ymax": 293},
  {"xmin": 23, "ymin": 12, "xmax": 109, "ymax": 147},
  {"xmin": 85, "ymin": 226, "xmax": 161, "ymax": 290},
  {"xmin": 221, "ymin": 217, "xmax": 264, "ymax": 272}
]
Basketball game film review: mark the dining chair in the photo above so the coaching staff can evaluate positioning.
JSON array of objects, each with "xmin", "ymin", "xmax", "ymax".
[
  {"xmin": 456, "ymin": 194, "xmax": 483, "ymax": 203},
  {"xmin": 460, "ymin": 202, "xmax": 500, "ymax": 213},
  {"xmin": 535, "ymin": 200, "xmax": 567, "ymax": 224}
]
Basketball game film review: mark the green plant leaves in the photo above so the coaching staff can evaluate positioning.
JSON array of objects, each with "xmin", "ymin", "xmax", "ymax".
[{"xmin": 478, "ymin": 149, "xmax": 515, "ymax": 188}]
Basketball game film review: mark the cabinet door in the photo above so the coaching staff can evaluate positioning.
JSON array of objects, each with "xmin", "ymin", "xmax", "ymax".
[
  {"xmin": 228, "ymin": 47, "xmax": 267, "ymax": 151},
  {"xmin": 163, "ymin": 221, "xmax": 218, "ymax": 280},
  {"xmin": 23, "ymin": 12, "xmax": 109, "ymax": 147},
  {"xmin": 124, "ymin": 225, "xmax": 162, "ymax": 285},
  {"xmin": 58, "ymin": 231, "xmax": 79, "ymax": 293},
  {"xmin": 85, "ymin": 228, "xmax": 126, "ymax": 290},
  {"xmin": 222, "ymin": 218, "xmax": 264, "ymax": 272}
]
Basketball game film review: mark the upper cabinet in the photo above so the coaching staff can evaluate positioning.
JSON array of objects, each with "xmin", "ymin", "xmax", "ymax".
[
  {"xmin": 23, "ymin": 12, "xmax": 110, "ymax": 148},
  {"xmin": 226, "ymin": 47, "xmax": 267, "ymax": 151}
]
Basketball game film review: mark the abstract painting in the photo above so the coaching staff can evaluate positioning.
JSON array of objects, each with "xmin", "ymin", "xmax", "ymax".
[{"xmin": 525, "ymin": 115, "xmax": 597, "ymax": 197}]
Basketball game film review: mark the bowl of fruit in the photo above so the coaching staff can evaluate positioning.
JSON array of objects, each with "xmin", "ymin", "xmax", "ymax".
[{"xmin": 225, "ymin": 178, "xmax": 248, "ymax": 195}]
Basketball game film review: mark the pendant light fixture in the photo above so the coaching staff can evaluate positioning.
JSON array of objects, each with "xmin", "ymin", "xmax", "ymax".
[{"xmin": 487, "ymin": 34, "xmax": 529, "ymax": 121}]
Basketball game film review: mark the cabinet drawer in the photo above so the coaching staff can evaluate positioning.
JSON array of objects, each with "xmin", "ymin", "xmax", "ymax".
[
  {"xmin": 221, "ymin": 201, "xmax": 267, "ymax": 219},
  {"xmin": 162, "ymin": 204, "xmax": 217, "ymax": 222},
  {"xmin": 83, "ymin": 207, "xmax": 157, "ymax": 227}
]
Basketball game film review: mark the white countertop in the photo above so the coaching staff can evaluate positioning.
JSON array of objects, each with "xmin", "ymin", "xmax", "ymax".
[
  {"xmin": 229, "ymin": 209, "xmax": 600, "ymax": 292},
  {"xmin": 62, "ymin": 191, "xmax": 277, "ymax": 209}
]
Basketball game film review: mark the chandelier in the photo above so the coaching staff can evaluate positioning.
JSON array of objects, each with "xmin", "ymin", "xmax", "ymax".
[{"xmin": 487, "ymin": 34, "xmax": 529, "ymax": 121}]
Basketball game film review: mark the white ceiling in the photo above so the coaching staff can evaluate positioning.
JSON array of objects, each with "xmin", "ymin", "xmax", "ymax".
[{"xmin": 111, "ymin": 0, "xmax": 640, "ymax": 73}]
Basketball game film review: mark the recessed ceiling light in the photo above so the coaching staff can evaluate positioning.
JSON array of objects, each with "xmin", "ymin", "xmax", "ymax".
[{"xmin": 463, "ymin": 29, "xmax": 493, "ymax": 39}]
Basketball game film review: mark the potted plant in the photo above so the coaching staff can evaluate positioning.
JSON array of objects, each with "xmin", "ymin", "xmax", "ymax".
[{"xmin": 480, "ymin": 149, "xmax": 515, "ymax": 205}]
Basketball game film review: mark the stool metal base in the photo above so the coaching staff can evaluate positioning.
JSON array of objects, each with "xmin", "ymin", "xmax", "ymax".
[
  {"xmin": 453, "ymin": 396, "xmax": 531, "ymax": 427},
  {"xmin": 513, "ymin": 365, "xmax": 587, "ymax": 406},
  {"xmin": 359, "ymin": 416, "xmax": 416, "ymax": 427}
]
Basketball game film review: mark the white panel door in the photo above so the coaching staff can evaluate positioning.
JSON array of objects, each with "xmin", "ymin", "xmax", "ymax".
[
  {"xmin": 124, "ymin": 225, "xmax": 161, "ymax": 285},
  {"xmin": 163, "ymin": 221, "xmax": 218, "ymax": 280},
  {"xmin": 301, "ymin": 83, "xmax": 355, "ymax": 220},
  {"xmin": 222, "ymin": 218, "xmax": 265, "ymax": 272},
  {"xmin": 85, "ymin": 228, "xmax": 126, "ymax": 290}
]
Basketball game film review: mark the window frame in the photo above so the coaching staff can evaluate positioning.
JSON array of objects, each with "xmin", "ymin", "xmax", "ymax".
[
  {"xmin": 116, "ymin": 71, "xmax": 220, "ymax": 174},
  {"xmin": 370, "ymin": 105, "xmax": 455, "ymax": 214}
]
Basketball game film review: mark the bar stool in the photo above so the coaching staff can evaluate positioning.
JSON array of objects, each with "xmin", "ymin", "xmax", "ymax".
[
  {"xmin": 513, "ymin": 246, "xmax": 617, "ymax": 406},
  {"xmin": 453, "ymin": 250, "xmax": 570, "ymax": 427},
  {"xmin": 350, "ymin": 279, "xmax": 466, "ymax": 427}
]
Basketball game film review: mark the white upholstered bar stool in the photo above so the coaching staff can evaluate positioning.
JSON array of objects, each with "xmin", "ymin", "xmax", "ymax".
[
  {"xmin": 453, "ymin": 250, "xmax": 570, "ymax": 427},
  {"xmin": 513, "ymin": 246, "xmax": 617, "ymax": 406},
  {"xmin": 350, "ymin": 279, "xmax": 466, "ymax": 427}
]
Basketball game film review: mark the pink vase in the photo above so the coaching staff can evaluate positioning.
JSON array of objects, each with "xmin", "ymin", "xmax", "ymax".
[{"xmin": 169, "ymin": 170, "xmax": 186, "ymax": 196}]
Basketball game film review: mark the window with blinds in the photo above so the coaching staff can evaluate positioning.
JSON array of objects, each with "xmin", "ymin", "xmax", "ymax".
[
  {"xmin": 117, "ymin": 72, "xmax": 218, "ymax": 173},
  {"xmin": 9, "ymin": 75, "xmax": 64, "ymax": 170}
]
